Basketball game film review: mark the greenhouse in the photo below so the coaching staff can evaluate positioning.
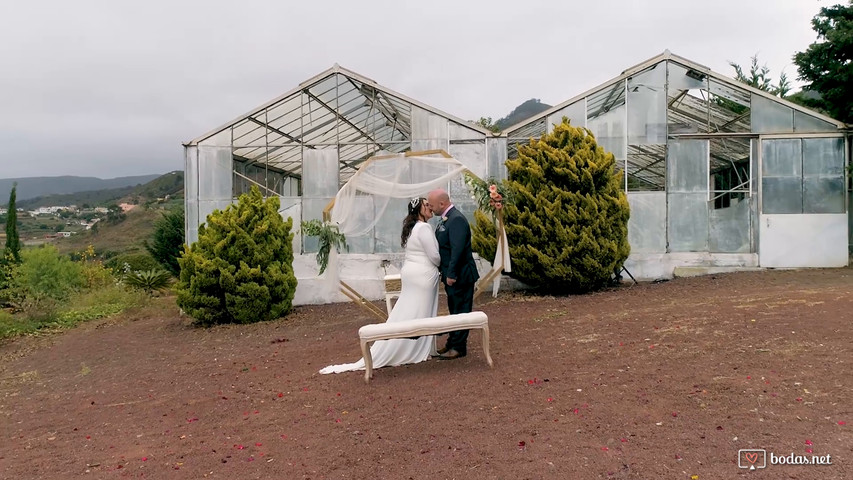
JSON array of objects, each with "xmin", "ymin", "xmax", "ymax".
[
  {"xmin": 185, "ymin": 51, "xmax": 851, "ymax": 304},
  {"xmin": 183, "ymin": 64, "xmax": 504, "ymax": 304},
  {"xmin": 505, "ymin": 51, "xmax": 851, "ymax": 279}
]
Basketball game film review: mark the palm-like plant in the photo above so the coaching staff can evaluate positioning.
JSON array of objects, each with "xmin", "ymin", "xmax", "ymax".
[{"xmin": 124, "ymin": 269, "xmax": 172, "ymax": 294}]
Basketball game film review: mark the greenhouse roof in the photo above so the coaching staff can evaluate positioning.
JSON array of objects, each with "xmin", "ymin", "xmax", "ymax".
[
  {"xmin": 504, "ymin": 51, "xmax": 847, "ymax": 189},
  {"xmin": 186, "ymin": 64, "xmax": 492, "ymax": 179}
]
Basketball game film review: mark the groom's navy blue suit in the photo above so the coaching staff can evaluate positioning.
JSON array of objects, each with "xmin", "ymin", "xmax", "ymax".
[{"xmin": 435, "ymin": 206, "xmax": 479, "ymax": 355}]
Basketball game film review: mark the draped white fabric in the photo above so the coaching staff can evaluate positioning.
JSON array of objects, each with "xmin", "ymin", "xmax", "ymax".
[
  {"xmin": 330, "ymin": 155, "xmax": 469, "ymax": 237},
  {"xmin": 491, "ymin": 224, "xmax": 512, "ymax": 296},
  {"xmin": 319, "ymin": 152, "xmax": 511, "ymax": 300}
]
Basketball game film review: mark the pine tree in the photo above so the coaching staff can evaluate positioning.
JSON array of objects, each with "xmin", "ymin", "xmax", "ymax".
[
  {"xmin": 145, "ymin": 207, "xmax": 185, "ymax": 276},
  {"xmin": 472, "ymin": 118, "xmax": 631, "ymax": 292},
  {"xmin": 4, "ymin": 183, "xmax": 20, "ymax": 263},
  {"xmin": 176, "ymin": 186, "xmax": 297, "ymax": 325}
]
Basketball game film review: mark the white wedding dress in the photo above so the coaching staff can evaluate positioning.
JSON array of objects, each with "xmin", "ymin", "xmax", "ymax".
[{"xmin": 320, "ymin": 221, "xmax": 440, "ymax": 374}]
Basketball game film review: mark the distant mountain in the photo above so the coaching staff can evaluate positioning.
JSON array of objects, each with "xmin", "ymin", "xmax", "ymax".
[
  {"xmin": 495, "ymin": 99, "xmax": 552, "ymax": 131},
  {"xmin": 12, "ymin": 171, "xmax": 184, "ymax": 209},
  {"xmin": 0, "ymin": 174, "xmax": 161, "ymax": 205}
]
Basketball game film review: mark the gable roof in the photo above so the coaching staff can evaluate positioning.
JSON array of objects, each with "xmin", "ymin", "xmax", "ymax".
[
  {"xmin": 504, "ymin": 50, "xmax": 847, "ymax": 134},
  {"xmin": 186, "ymin": 63, "xmax": 493, "ymax": 147}
]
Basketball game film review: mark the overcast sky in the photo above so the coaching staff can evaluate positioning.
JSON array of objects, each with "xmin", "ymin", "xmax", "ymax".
[{"xmin": 0, "ymin": 0, "xmax": 834, "ymax": 179}]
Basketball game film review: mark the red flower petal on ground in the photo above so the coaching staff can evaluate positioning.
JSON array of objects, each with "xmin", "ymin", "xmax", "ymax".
[
  {"xmin": 86, "ymin": 435, "xmax": 91, "ymax": 439},
  {"xmin": 746, "ymin": 376, "xmax": 751, "ymax": 380},
  {"xmin": 601, "ymin": 446, "xmax": 609, "ymax": 451},
  {"xmin": 255, "ymin": 443, "xmax": 262, "ymax": 447},
  {"xmin": 141, "ymin": 457, "xmax": 148, "ymax": 461},
  {"xmin": 716, "ymin": 426, "xmax": 723, "ymax": 430},
  {"xmin": 619, "ymin": 342, "xmax": 624, "ymax": 346},
  {"xmin": 547, "ymin": 397, "xmax": 553, "ymax": 402},
  {"xmin": 278, "ymin": 393, "xmax": 284, "ymax": 398},
  {"xmin": 796, "ymin": 397, "xmax": 803, "ymax": 402},
  {"xmin": 518, "ymin": 441, "xmax": 526, "ymax": 449},
  {"xmin": 805, "ymin": 439, "xmax": 813, "ymax": 445},
  {"xmin": 236, "ymin": 445, "xmax": 245, "ymax": 450},
  {"xmin": 806, "ymin": 448, "xmax": 813, "ymax": 454},
  {"xmin": 620, "ymin": 438, "xmax": 628, "ymax": 443},
  {"xmin": 672, "ymin": 412, "xmax": 678, "ymax": 417},
  {"xmin": 838, "ymin": 421, "xmax": 847, "ymax": 425}
]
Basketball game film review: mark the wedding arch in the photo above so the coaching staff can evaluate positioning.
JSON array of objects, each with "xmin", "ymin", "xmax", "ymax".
[{"xmin": 319, "ymin": 149, "xmax": 510, "ymax": 319}]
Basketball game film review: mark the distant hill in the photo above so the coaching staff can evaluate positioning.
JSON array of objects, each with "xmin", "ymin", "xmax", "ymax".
[
  {"xmin": 13, "ymin": 171, "xmax": 183, "ymax": 209},
  {"xmin": 0, "ymin": 173, "xmax": 161, "ymax": 205},
  {"xmin": 495, "ymin": 99, "xmax": 552, "ymax": 131}
]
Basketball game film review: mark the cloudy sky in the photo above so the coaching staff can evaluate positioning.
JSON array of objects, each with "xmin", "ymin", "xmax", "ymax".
[{"xmin": 0, "ymin": 0, "xmax": 833, "ymax": 179}]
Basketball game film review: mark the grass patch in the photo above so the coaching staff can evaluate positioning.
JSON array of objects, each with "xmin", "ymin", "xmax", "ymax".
[{"xmin": 0, "ymin": 284, "xmax": 146, "ymax": 340}]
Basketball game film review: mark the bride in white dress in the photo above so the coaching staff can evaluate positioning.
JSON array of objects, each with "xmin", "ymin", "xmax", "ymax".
[{"xmin": 319, "ymin": 197, "xmax": 440, "ymax": 374}]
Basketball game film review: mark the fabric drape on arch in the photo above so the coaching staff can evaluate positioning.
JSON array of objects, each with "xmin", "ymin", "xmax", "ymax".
[{"xmin": 320, "ymin": 150, "xmax": 510, "ymax": 316}]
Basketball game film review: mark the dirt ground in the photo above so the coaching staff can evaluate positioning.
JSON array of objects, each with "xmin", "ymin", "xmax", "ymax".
[{"xmin": 1, "ymin": 267, "xmax": 852, "ymax": 479}]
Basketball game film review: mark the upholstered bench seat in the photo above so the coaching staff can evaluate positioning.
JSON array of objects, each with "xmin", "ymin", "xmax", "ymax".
[{"xmin": 358, "ymin": 311, "xmax": 493, "ymax": 383}]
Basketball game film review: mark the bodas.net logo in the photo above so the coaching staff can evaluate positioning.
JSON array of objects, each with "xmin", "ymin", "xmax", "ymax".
[{"xmin": 738, "ymin": 449, "xmax": 767, "ymax": 470}]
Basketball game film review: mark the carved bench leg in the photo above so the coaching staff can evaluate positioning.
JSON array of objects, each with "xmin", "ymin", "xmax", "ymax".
[
  {"xmin": 361, "ymin": 340, "xmax": 373, "ymax": 383},
  {"xmin": 481, "ymin": 325, "xmax": 493, "ymax": 367}
]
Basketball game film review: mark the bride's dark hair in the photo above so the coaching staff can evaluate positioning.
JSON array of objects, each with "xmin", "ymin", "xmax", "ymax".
[{"xmin": 401, "ymin": 197, "xmax": 426, "ymax": 248}]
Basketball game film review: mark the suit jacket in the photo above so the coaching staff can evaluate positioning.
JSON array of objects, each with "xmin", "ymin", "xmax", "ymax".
[{"xmin": 435, "ymin": 206, "xmax": 480, "ymax": 286}]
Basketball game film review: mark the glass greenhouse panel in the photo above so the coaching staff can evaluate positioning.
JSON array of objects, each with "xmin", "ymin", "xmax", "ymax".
[
  {"xmin": 667, "ymin": 62, "xmax": 709, "ymax": 135},
  {"xmin": 628, "ymin": 63, "xmax": 666, "ymax": 145},
  {"xmin": 709, "ymin": 198, "xmax": 751, "ymax": 253},
  {"xmin": 668, "ymin": 192, "xmax": 709, "ymax": 252},
  {"xmin": 752, "ymin": 94, "xmax": 793, "ymax": 134},
  {"xmin": 547, "ymin": 100, "xmax": 585, "ymax": 131},
  {"xmin": 803, "ymin": 137, "xmax": 845, "ymax": 214},
  {"xmin": 762, "ymin": 177, "xmax": 803, "ymax": 214},
  {"xmin": 667, "ymin": 139, "xmax": 709, "ymax": 193},
  {"xmin": 793, "ymin": 111, "xmax": 838, "ymax": 133},
  {"xmin": 762, "ymin": 139, "xmax": 801, "ymax": 177},
  {"xmin": 302, "ymin": 149, "xmax": 340, "ymax": 198},
  {"xmin": 587, "ymin": 81, "xmax": 626, "ymax": 160}
]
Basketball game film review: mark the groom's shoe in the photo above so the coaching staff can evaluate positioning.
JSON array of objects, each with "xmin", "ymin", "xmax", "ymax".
[
  {"xmin": 436, "ymin": 349, "xmax": 465, "ymax": 360},
  {"xmin": 436, "ymin": 345, "xmax": 450, "ymax": 355}
]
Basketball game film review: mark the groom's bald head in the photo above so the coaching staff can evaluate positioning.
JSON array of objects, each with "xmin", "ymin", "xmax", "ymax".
[{"xmin": 428, "ymin": 189, "xmax": 450, "ymax": 215}]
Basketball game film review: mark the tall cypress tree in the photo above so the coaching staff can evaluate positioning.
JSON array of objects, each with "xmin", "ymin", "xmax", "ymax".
[
  {"xmin": 4, "ymin": 182, "xmax": 20, "ymax": 263},
  {"xmin": 472, "ymin": 118, "xmax": 631, "ymax": 293}
]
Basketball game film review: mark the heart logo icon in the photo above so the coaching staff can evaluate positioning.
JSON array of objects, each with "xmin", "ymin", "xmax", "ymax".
[{"xmin": 745, "ymin": 452, "xmax": 759, "ymax": 464}]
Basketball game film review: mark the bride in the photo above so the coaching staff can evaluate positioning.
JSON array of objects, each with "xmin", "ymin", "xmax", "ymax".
[{"xmin": 319, "ymin": 197, "xmax": 440, "ymax": 374}]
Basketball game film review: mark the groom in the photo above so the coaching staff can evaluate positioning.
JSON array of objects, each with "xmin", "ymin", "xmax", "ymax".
[{"xmin": 428, "ymin": 189, "xmax": 480, "ymax": 360}]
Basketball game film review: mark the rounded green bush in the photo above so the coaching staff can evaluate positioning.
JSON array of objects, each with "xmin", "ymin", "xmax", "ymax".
[
  {"xmin": 175, "ymin": 186, "xmax": 297, "ymax": 326},
  {"xmin": 472, "ymin": 118, "xmax": 631, "ymax": 293},
  {"xmin": 105, "ymin": 253, "xmax": 160, "ymax": 273}
]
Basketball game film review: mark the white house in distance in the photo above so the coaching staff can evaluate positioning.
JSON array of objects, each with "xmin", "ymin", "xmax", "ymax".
[{"xmin": 185, "ymin": 51, "xmax": 851, "ymax": 304}]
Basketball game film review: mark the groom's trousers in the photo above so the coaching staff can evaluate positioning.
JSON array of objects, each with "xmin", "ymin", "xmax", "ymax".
[{"xmin": 444, "ymin": 281, "xmax": 474, "ymax": 354}]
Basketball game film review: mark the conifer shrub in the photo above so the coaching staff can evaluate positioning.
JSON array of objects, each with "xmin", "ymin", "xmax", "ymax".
[
  {"xmin": 472, "ymin": 118, "xmax": 631, "ymax": 292},
  {"xmin": 176, "ymin": 186, "xmax": 297, "ymax": 325}
]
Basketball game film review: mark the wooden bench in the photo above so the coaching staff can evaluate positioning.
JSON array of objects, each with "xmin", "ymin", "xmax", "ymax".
[{"xmin": 358, "ymin": 311, "xmax": 493, "ymax": 383}]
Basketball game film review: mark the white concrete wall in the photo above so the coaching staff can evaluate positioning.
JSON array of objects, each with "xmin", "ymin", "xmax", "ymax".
[{"xmin": 623, "ymin": 252, "xmax": 759, "ymax": 280}]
